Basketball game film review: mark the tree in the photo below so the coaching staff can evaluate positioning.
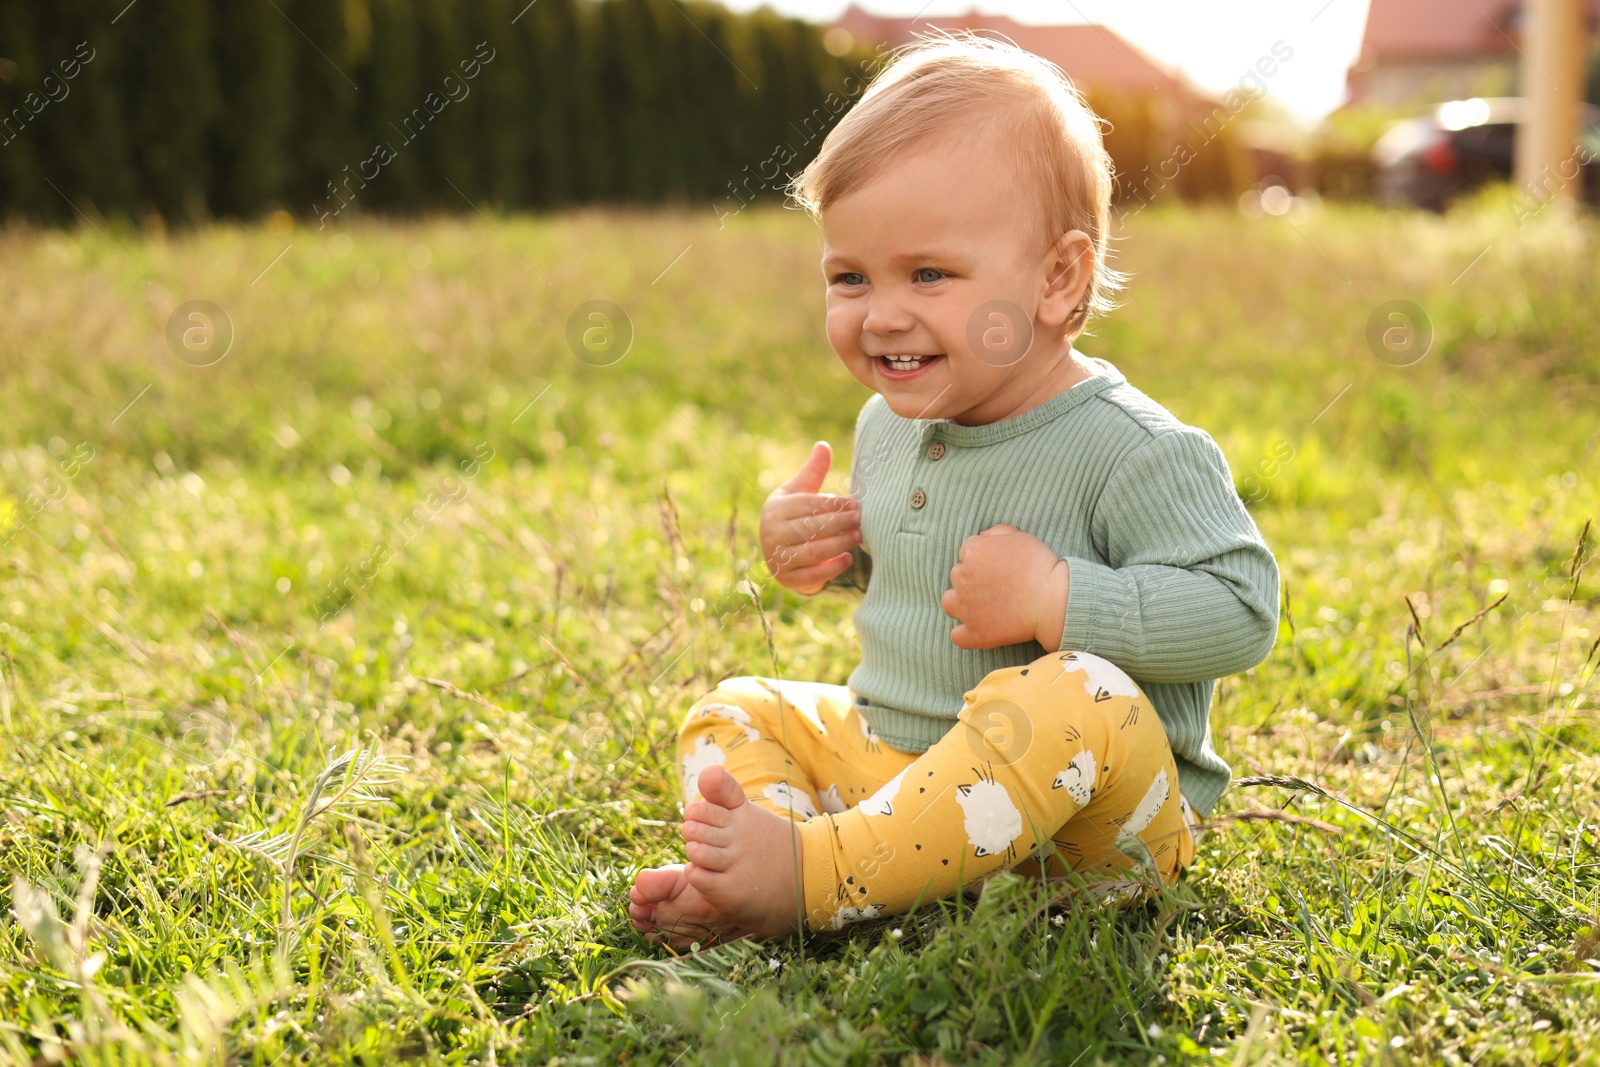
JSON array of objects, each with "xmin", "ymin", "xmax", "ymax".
[
  {"xmin": 470, "ymin": 0, "xmax": 528, "ymax": 209},
  {"xmin": 411, "ymin": 0, "xmax": 476, "ymax": 208},
  {"xmin": 518, "ymin": 0, "xmax": 582, "ymax": 208},
  {"xmin": 0, "ymin": 0, "xmax": 51, "ymax": 221},
  {"xmin": 121, "ymin": 0, "xmax": 218, "ymax": 222},
  {"xmin": 284, "ymin": 0, "xmax": 364, "ymax": 220},
  {"xmin": 363, "ymin": 0, "xmax": 424, "ymax": 211},
  {"xmin": 210, "ymin": 0, "xmax": 293, "ymax": 217}
]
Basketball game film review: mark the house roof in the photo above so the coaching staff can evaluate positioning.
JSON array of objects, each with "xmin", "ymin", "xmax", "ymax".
[
  {"xmin": 1356, "ymin": 0, "xmax": 1600, "ymax": 62},
  {"xmin": 830, "ymin": 3, "xmax": 1198, "ymax": 101}
]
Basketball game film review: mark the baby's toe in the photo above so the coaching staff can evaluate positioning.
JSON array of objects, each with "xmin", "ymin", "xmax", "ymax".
[
  {"xmin": 683, "ymin": 799, "xmax": 734, "ymax": 827},
  {"xmin": 632, "ymin": 863, "xmax": 688, "ymax": 905},
  {"xmin": 696, "ymin": 764, "xmax": 746, "ymax": 809},
  {"xmin": 680, "ymin": 819, "xmax": 732, "ymax": 848},
  {"xmin": 683, "ymin": 840, "xmax": 735, "ymax": 871}
]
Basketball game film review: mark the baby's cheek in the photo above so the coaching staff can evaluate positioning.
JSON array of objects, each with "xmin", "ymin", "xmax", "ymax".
[{"xmin": 824, "ymin": 304, "xmax": 860, "ymax": 359}]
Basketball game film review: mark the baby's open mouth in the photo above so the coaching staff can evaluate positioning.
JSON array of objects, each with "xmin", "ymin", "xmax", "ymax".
[{"xmin": 877, "ymin": 354, "xmax": 942, "ymax": 372}]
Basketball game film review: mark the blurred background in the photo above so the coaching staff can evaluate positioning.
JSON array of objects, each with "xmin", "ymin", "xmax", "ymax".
[{"xmin": 3, "ymin": 0, "xmax": 1599, "ymax": 224}]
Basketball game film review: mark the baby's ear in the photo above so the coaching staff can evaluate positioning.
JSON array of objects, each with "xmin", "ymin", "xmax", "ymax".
[{"xmin": 1039, "ymin": 230, "xmax": 1095, "ymax": 329}]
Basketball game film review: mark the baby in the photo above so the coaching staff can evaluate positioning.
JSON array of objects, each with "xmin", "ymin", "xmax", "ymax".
[{"xmin": 630, "ymin": 33, "xmax": 1278, "ymax": 946}]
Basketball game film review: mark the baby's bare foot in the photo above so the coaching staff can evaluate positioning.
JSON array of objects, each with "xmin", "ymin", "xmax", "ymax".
[
  {"xmin": 679, "ymin": 764, "xmax": 805, "ymax": 939},
  {"xmin": 629, "ymin": 863, "xmax": 750, "ymax": 950}
]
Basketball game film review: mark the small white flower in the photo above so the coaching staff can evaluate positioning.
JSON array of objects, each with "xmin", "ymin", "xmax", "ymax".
[
  {"xmin": 768, "ymin": 958, "xmax": 781, "ymax": 971},
  {"xmin": 890, "ymin": 928, "xmax": 903, "ymax": 938},
  {"xmin": 1147, "ymin": 1023, "xmax": 1164, "ymax": 1038}
]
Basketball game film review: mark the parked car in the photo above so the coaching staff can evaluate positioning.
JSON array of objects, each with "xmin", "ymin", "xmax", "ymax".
[{"xmin": 1371, "ymin": 97, "xmax": 1600, "ymax": 210}]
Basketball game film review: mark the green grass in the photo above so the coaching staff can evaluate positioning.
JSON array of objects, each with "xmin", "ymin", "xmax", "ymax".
[{"xmin": 0, "ymin": 197, "xmax": 1597, "ymax": 1065}]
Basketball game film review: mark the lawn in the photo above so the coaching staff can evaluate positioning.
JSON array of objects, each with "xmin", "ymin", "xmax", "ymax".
[{"xmin": 0, "ymin": 197, "xmax": 1596, "ymax": 1065}]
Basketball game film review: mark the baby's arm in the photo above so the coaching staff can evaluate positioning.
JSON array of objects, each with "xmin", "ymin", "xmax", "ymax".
[
  {"xmin": 942, "ymin": 428, "xmax": 1275, "ymax": 671},
  {"xmin": 1053, "ymin": 427, "xmax": 1279, "ymax": 681}
]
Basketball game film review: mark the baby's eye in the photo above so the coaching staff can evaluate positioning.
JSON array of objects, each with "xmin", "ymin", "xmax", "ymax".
[
  {"xmin": 914, "ymin": 268, "xmax": 946, "ymax": 284},
  {"xmin": 833, "ymin": 272, "xmax": 866, "ymax": 287}
]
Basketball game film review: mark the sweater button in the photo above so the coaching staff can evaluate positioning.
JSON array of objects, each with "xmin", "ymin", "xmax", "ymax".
[
  {"xmin": 926, "ymin": 441, "xmax": 945, "ymax": 460},
  {"xmin": 909, "ymin": 489, "xmax": 926, "ymax": 509}
]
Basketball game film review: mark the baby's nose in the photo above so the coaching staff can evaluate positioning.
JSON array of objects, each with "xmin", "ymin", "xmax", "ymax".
[{"xmin": 861, "ymin": 297, "xmax": 915, "ymax": 334}]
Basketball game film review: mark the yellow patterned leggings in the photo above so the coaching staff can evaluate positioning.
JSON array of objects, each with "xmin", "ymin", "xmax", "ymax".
[{"xmin": 677, "ymin": 650, "xmax": 1201, "ymax": 932}]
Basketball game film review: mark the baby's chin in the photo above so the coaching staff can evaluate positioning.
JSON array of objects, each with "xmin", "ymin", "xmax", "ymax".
[{"xmin": 876, "ymin": 391, "xmax": 945, "ymax": 420}]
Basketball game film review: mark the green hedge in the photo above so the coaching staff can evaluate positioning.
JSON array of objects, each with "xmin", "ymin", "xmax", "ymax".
[{"xmin": 0, "ymin": 0, "xmax": 871, "ymax": 224}]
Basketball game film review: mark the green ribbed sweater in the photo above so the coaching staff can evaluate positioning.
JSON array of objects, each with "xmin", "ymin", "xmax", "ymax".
[{"xmin": 818, "ymin": 358, "xmax": 1279, "ymax": 817}]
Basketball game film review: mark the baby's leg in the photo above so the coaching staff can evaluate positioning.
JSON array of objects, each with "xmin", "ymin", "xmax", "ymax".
[
  {"xmin": 1020, "ymin": 710, "xmax": 1199, "ymax": 892},
  {"xmin": 633, "ymin": 675, "xmax": 902, "ymax": 946},
  {"xmin": 677, "ymin": 676, "xmax": 871, "ymax": 819},
  {"xmin": 790, "ymin": 650, "xmax": 1195, "ymax": 932}
]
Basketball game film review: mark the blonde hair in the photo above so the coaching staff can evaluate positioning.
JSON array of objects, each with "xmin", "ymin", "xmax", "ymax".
[{"xmin": 788, "ymin": 31, "xmax": 1123, "ymax": 339}]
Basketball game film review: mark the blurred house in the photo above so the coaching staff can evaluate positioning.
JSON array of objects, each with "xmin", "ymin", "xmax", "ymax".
[
  {"xmin": 828, "ymin": 5, "xmax": 1259, "ymax": 200},
  {"xmin": 830, "ymin": 4, "xmax": 1211, "ymax": 115},
  {"xmin": 1347, "ymin": 0, "xmax": 1600, "ymax": 106}
]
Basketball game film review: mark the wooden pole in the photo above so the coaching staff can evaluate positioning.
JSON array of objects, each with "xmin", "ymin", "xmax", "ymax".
[{"xmin": 1513, "ymin": 0, "xmax": 1586, "ymax": 203}]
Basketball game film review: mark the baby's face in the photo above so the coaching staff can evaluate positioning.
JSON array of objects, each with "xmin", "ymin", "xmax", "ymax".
[{"xmin": 819, "ymin": 133, "xmax": 1085, "ymax": 426}]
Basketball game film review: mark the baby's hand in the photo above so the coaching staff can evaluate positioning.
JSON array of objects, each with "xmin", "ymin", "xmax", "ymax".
[
  {"xmin": 942, "ymin": 524, "xmax": 1069, "ymax": 650},
  {"xmin": 760, "ymin": 441, "xmax": 862, "ymax": 595}
]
